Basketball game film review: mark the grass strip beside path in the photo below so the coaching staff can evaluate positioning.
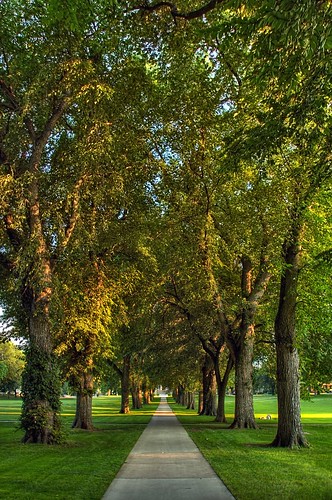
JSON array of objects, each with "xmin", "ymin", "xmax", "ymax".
[
  {"xmin": 172, "ymin": 394, "xmax": 332, "ymax": 500},
  {"xmin": 0, "ymin": 395, "xmax": 160, "ymax": 500}
]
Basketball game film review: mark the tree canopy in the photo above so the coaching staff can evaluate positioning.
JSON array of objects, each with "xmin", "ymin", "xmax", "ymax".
[{"xmin": 0, "ymin": 0, "xmax": 331, "ymax": 447}]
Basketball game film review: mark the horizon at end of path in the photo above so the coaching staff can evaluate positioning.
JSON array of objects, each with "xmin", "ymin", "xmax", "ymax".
[{"xmin": 101, "ymin": 394, "xmax": 235, "ymax": 500}]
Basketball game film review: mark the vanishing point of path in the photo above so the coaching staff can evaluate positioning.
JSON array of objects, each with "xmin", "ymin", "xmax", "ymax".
[{"xmin": 102, "ymin": 395, "xmax": 235, "ymax": 500}]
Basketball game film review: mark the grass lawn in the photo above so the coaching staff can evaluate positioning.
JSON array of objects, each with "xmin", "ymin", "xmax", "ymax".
[
  {"xmin": 0, "ymin": 395, "xmax": 160, "ymax": 500},
  {"xmin": 172, "ymin": 394, "xmax": 332, "ymax": 500},
  {"xmin": 1, "ymin": 394, "xmax": 331, "ymax": 500}
]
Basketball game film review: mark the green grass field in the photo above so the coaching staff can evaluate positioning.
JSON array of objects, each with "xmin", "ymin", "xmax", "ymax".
[
  {"xmin": 172, "ymin": 394, "xmax": 332, "ymax": 500},
  {"xmin": 0, "ymin": 395, "xmax": 160, "ymax": 500},
  {"xmin": 0, "ymin": 394, "xmax": 331, "ymax": 499}
]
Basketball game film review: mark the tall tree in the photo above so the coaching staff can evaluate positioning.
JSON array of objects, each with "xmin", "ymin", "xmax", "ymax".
[{"xmin": 0, "ymin": 0, "xmax": 123, "ymax": 442}]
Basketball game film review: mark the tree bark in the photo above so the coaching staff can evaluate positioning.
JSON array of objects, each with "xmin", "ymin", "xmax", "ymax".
[
  {"xmin": 143, "ymin": 388, "xmax": 151, "ymax": 405},
  {"xmin": 271, "ymin": 236, "xmax": 308, "ymax": 447},
  {"xmin": 186, "ymin": 391, "xmax": 195, "ymax": 409},
  {"xmin": 228, "ymin": 255, "xmax": 269, "ymax": 429},
  {"xmin": 72, "ymin": 371, "xmax": 94, "ymax": 430},
  {"xmin": 177, "ymin": 384, "xmax": 186, "ymax": 405},
  {"xmin": 200, "ymin": 353, "xmax": 217, "ymax": 416},
  {"xmin": 20, "ymin": 253, "xmax": 61, "ymax": 443},
  {"xmin": 229, "ymin": 327, "xmax": 257, "ymax": 429},
  {"xmin": 215, "ymin": 353, "xmax": 233, "ymax": 423},
  {"xmin": 131, "ymin": 385, "xmax": 143, "ymax": 409}
]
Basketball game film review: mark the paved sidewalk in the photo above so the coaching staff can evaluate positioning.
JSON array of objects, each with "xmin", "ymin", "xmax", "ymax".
[{"xmin": 102, "ymin": 396, "xmax": 235, "ymax": 500}]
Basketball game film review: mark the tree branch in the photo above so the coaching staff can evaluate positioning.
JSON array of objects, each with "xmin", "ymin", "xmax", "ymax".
[
  {"xmin": 34, "ymin": 99, "xmax": 70, "ymax": 155},
  {"xmin": 249, "ymin": 270, "xmax": 272, "ymax": 306},
  {"xmin": 217, "ymin": 46, "xmax": 242, "ymax": 88},
  {"xmin": 107, "ymin": 359, "xmax": 123, "ymax": 378},
  {"xmin": 249, "ymin": 229, "xmax": 272, "ymax": 306},
  {"xmin": 241, "ymin": 255, "xmax": 253, "ymax": 298},
  {"xmin": 132, "ymin": 0, "xmax": 225, "ymax": 20},
  {"xmin": 0, "ymin": 80, "xmax": 20, "ymax": 111},
  {"xmin": 56, "ymin": 174, "xmax": 87, "ymax": 256},
  {"xmin": 24, "ymin": 117, "xmax": 37, "ymax": 144}
]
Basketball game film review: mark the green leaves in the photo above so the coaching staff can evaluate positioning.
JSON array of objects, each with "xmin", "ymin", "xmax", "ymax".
[
  {"xmin": 0, "ymin": 0, "xmax": 331, "ymax": 423},
  {"xmin": 46, "ymin": 0, "xmax": 95, "ymax": 36}
]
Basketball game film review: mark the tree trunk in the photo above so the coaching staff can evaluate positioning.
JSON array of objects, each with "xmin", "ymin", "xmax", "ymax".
[
  {"xmin": 215, "ymin": 353, "xmax": 233, "ymax": 423},
  {"xmin": 131, "ymin": 385, "xmax": 143, "ymax": 409},
  {"xmin": 271, "ymin": 237, "xmax": 308, "ymax": 448},
  {"xmin": 200, "ymin": 354, "xmax": 217, "ymax": 416},
  {"xmin": 229, "ymin": 327, "xmax": 257, "ymax": 429},
  {"xmin": 4, "ymin": 98, "xmax": 69, "ymax": 444},
  {"xmin": 272, "ymin": 343, "xmax": 307, "ymax": 447},
  {"xmin": 72, "ymin": 371, "xmax": 94, "ymax": 430},
  {"xmin": 228, "ymin": 257, "xmax": 262, "ymax": 430},
  {"xmin": 120, "ymin": 354, "xmax": 131, "ymax": 414},
  {"xmin": 21, "ymin": 298, "xmax": 61, "ymax": 444},
  {"xmin": 143, "ymin": 388, "xmax": 151, "ymax": 405},
  {"xmin": 177, "ymin": 385, "xmax": 186, "ymax": 405},
  {"xmin": 198, "ymin": 390, "xmax": 204, "ymax": 414},
  {"xmin": 186, "ymin": 391, "xmax": 195, "ymax": 409}
]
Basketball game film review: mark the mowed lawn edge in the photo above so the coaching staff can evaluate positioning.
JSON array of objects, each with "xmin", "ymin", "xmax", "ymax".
[
  {"xmin": 0, "ymin": 395, "xmax": 160, "ymax": 500},
  {"xmin": 171, "ymin": 394, "xmax": 332, "ymax": 500}
]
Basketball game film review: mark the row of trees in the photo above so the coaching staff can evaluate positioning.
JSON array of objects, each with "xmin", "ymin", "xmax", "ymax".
[
  {"xmin": 0, "ymin": 0, "xmax": 331, "ymax": 446},
  {"xmin": 0, "ymin": 340, "xmax": 25, "ymax": 395}
]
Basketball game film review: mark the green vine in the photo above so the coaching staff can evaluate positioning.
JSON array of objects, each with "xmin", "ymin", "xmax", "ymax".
[{"xmin": 21, "ymin": 347, "xmax": 63, "ymax": 443}]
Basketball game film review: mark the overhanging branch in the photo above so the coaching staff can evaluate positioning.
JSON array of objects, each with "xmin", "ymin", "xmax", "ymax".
[{"xmin": 132, "ymin": 0, "xmax": 225, "ymax": 20}]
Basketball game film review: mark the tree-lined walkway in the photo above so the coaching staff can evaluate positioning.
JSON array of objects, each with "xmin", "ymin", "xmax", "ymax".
[{"xmin": 102, "ymin": 396, "xmax": 235, "ymax": 500}]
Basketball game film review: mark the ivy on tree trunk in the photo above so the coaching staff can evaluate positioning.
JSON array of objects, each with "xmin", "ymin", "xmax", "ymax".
[{"xmin": 21, "ymin": 344, "xmax": 61, "ymax": 444}]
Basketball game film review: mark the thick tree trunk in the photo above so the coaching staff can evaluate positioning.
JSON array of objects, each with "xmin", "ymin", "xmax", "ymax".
[
  {"xmin": 120, "ymin": 354, "xmax": 131, "ymax": 414},
  {"xmin": 186, "ymin": 391, "xmax": 195, "ymax": 409},
  {"xmin": 72, "ymin": 371, "xmax": 94, "ymax": 430},
  {"xmin": 131, "ymin": 385, "xmax": 143, "ymax": 409},
  {"xmin": 143, "ymin": 388, "xmax": 151, "ymax": 405},
  {"xmin": 229, "ymin": 328, "xmax": 257, "ymax": 429},
  {"xmin": 200, "ymin": 354, "xmax": 217, "ymax": 416},
  {"xmin": 215, "ymin": 353, "xmax": 233, "ymax": 423},
  {"xmin": 228, "ymin": 257, "xmax": 263, "ymax": 430},
  {"xmin": 177, "ymin": 385, "xmax": 186, "ymax": 405},
  {"xmin": 272, "ymin": 344, "xmax": 306, "ymax": 447},
  {"xmin": 203, "ymin": 379, "xmax": 217, "ymax": 416},
  {"xmin": 271, "ymin": 237, "xmax": 308, "ymax": 448},
  {"xmin": 21, "ymin": 298, "xmax": 61, "ymax": 444}
]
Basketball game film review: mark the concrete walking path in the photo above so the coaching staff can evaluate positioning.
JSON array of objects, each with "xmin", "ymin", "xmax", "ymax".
[{"xmin": 102, "ymin": 396, "xmax": 235, "ymax": 500}]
